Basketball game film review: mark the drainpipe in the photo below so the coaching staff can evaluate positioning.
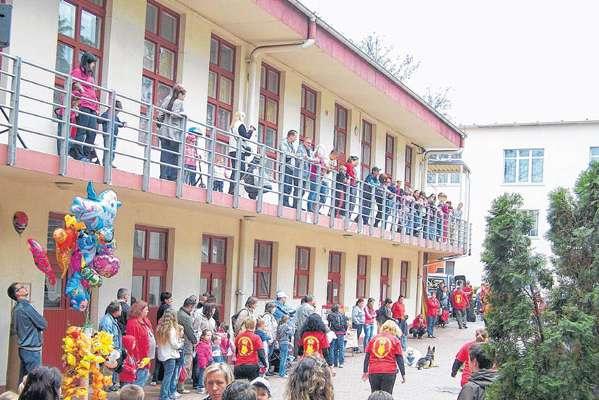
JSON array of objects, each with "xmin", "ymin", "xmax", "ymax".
[{"xmin": 245, "ymin": 17, "xmax": 316, "ymax": 127}]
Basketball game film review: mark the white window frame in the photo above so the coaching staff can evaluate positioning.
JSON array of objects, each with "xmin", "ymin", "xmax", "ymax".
[
  {"xmin": 427, "ymin": 172, "xmax": 461, "ymax": 186},
  {"xmin": 524, "ymin": 209, "xmax": 539, "ymax": 237},
  {"xmin": 504, "ymin": 148, "xmax": 544, "ymax": 184},
  {"xmin": 590, "ymin": 147, "xmax": 599, "ymax": 164}
]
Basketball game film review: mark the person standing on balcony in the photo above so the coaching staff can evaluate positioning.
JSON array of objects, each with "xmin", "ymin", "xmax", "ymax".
[
  {"xmin": 344, "ymin": 156, "xmax": 359, "ymax": 217},
  {"xmin": 157, "ymin": 84, "xmax": 187, "ymax": 182},
  {"xmin": 99, "ymin": 100, "xmax": 126, "ymax": 167},
  {"xmin": 70, "ymin": 52, "xmax": 99, "ymax": 162},
  {"xmin": 307, "ymin": 144, "xmax": 329, "ymax": 213},
  {"xmin": 359, "ymin": 167, "xmax": 381, "ymax": 225},
  {"xmin": 184, "ymin": 127, "xmax": 201, "ymax": 186},
  {"xmin": 228, "ymin": 112, "xmax": 255, "ymax": 195},
  {"xmin": 334, "ymin": 164, "xmax": 348, "ymax": 218},
  {"xmin": 280, "ymin": 130, "xmax": 301, "ymax": 208}
]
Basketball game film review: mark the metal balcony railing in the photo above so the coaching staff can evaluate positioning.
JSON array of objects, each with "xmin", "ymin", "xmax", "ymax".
[{"xmin": 0, "ymin": 53, "xmax": 471, "ymax": 254}]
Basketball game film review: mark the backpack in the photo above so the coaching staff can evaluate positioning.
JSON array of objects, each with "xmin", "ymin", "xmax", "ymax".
[
  {"xmin": 376, "ymin": 307, "xmax": 388, "ymax": 325},
  {"xmin": 231, "ymin": 308, "xmax": 247, "ymax": 333}
]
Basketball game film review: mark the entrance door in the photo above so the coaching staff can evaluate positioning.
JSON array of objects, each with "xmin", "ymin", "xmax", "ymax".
[
  {"xmin": 326, "ymin": 251, "xmax": 342, "ymax": 307},
  {"xmin": 42, "ymin": 213, "xmax": 85, "ymax": 368},
  {"xmin": 133, "ymin": 226, "xmax": 168, "ymax": 327},
  {"xmin": 201, "ymin": 235, "xmax": 227, "ymax": 317}
]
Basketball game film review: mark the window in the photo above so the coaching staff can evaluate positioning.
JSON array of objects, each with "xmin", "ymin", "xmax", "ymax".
[
  {"xmin": 334, "ymin": 104, "xmax": 348, "ymax": 163},
  {"xmin": 385, "ymin": 135, "xmax": 395, "ymax": 177},
  {"xmin": 525, "ymin": 210, "xmax": 539, "ymax": 237},
  {"xmin": 56, "ymin": 0, "xmax": 105, "ymax": 84},
  {"xmin": 380, "ymin": 258, "xmax": 391, "ymax": 302},
  {"xmin": 201, "ymin": 236, "xmax": 227, "ymax": 316},
  {"xmin": 427, "ymin": 172, "xmax": 461, "ymax": 185},
  {"xmin": 361, "ymin": 120, "xmax": 373, "ymax": 178},
  {"xmin": 400, "ymin": 261, "xmax": 409, "ymax": 297},
  {"xmin": 300, "ymin": 85, "xmax": 317, "ymax": 144},
  {"xmin": 259, "ymin": 63, "xmax": 280, "ymax": 151},
  {"xmin": 207, "ymin": 35, "xmax": 235, "ymax": 145},
  {"xmin": 294, "ymin": 247, "xmax": 311, "ymax": 298},
  {"xmin": 504, "ymin": 149, "xmax": 544, "ymax": 184},
  {"xmin": 253, "ymin": 241, "xmax": 273, "ymax": 298},
  {"xmin": 405, "ymin": 146, "xmax": 413, "ymax": 187},
  {"xmin": 590, "ymin": 147, "xmax": 599, "ymax": 164},
  {"xmin": 327, "ymin": 251, "xmax": 342, "ymax": 306},
  {"xmin": 356, "ymin": 255, "xmax": 368, "ymax": 298},
  {"xmin": 450, "ymin": 172, "xmax": 461, "ymax": 184},
  {"xmin": 142, "ymin": 1, "xmax": 179, "ymax": 108}
]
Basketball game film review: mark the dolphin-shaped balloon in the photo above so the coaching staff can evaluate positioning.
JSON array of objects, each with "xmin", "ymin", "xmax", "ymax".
[{"xmin": 70, "ymin": 182, "xmax": 122, "ymax": 232}]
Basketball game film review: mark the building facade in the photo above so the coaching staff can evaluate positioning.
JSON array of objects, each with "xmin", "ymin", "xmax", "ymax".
[
  {"xmin": 457, "ymin": 121, "xmax": 599, "ymax": 283},
  {"xmin": 0, "ymin": 0, "xmax": 466, "ymax": 386}
]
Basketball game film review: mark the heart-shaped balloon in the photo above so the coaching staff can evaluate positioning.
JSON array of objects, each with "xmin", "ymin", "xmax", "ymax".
[{"xmin": 92, "ymin": 254, "xmax": 120, "ymax": 278}]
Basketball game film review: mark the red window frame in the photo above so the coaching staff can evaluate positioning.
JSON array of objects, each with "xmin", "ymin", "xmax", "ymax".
[
  {"xmin": 300, "ymin": 85, "xmax": 317, "ymax": 145},
  {"xmin": 327, "ymin": 251, "xmax": 342, "ymax": 307},
  {"xmin": 294, "ymin": 246, "xmax": 311, "ymax": 298},
  {"xmin": 253, "ymin": 240, "xmax": 274, "ymax": 299},
  {"xmin": 334, "ymin": 104, "xmax": 348, "ymax": 164},
  {"xmin": 356, "ymin": 255, "xmax": 368, "ymax": 299},
  {"xmin": 380, "ymin": 258, "xmax": 391, "ymax": 302},
  {"xmin": 207, "ymin": 34, "xmax": 235, "ymax": 143},
  {"xmin": 259, "ymin": 63, "xmax": 280, "ymax": 158},
  {"xmin": 385, "ymin": 134, "xmax": 395, "ymax": 178},
  {"xmin": 400, "ymin": 261, "xmax": 409, "ymax": 297},
  {"xmin": 404, "ymin": 146, "xmax": 413, "ymax": 188},
  {"xmin": 201, "ymin": 235, "xmax": 228, "ymax": 317},
  {"xmin": 361, "ymin": 120, "xmax": 373, "ymax": 178}
]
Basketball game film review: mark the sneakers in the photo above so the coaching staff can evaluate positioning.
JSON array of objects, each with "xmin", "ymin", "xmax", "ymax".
[
  {"xmin": 173, "ymin": 392, "xmax": 182, "ymax": 398},
  {"xmin": 150, "ymin": 381, "xmax": 157, "ymax": 386},
  {"xmin": 338, "ymin": 365, "xmax": 344, "ymax": 369},
  {"xmin": 178, "ymin": 389, "xmax": 190, "ymax": 394},
  {"xmin": 196, "ymin": 388, "xmax": 205, "ymax": 394}
]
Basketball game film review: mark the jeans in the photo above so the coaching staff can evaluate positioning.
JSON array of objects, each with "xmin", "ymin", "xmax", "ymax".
[
  {"xmin": 374, "ymin": 198, "xmax": 384, "ymax": 227},
  {"xmin": 331, "ymin": 334, "xmax": 346, "ymax": 367},
  {"xmin": 172, "ymin": 354, "xmax": 184, "ymax": 393},
  {"xmin": 160, "ymin": 358, "xmax": 176, "ymax": 400},
  {"xmin": 427, "ymin": 316, "xmax": 436, "ymax": 337},
  {"xmin": 283, "ymin": 168, "xmax": 300, "ymax": 208},
  {"xmin": 348, "ymin": 185, "xmax": 357, "ymax": 216},
  {"xmin": 361, "ymin": 199, "xmax": 373, "ymax": 225},
  {"xmin": 184, "ymin": 165, "xmax": 197, "ymax": 186},
  {"xmin": 160, "ymin": 138, "xmax": 180, "ymax": 181},
  {"xmin": 71, "ymin": 107, "xmax": 97, "ymax": 160},
  {"xmin": 307, "ymin": 180, "xmax": 329, "ymax": 212},
  {"xmin": 213, "ymin": 180, "xmax": 224, "ymax": 192},
  {"xmin": 227, "ymin": 151, "xmax": 247, "ymax": 195},
  {"xmin": 279, "ymin": 342, "xmax": 289, "ymax": 376},
  {"xmin": 455, "ymin": 308, "xmax": 466, "ymax": 328},
  {"xmin": 196, "ymin": 367, "xmax": 205, "ymax": 390},
  {"xmin": 363, "ymin": 324, "xmax": 375, "ymax": 349},
  {"xmin": 134, "ymin": 368, "xmax": 149, "ymax": 387},
  {"xmin": 153, "ymin": 359, "xmax": 164, "ymax": 383},
  {"xmin": 19, "ymin": 348, "xmax": 41, "ymax": 381},
  {"xmin": 368, "ymin": 373, "xmax": 397, "ymax": 395}
]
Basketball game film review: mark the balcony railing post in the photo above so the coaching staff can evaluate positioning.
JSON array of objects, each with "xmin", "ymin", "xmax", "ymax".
[
  {"xmin": 232, "ymin": 135, "xmax": 242, "ymax": 209},
  {"xmin": 256, "ymin": 144, "xmax": 266, "ymax": 213},
  {"xmin": 357, "ymin": 181, "xmax": 364, "ymax": 232},
  {"xmin": 59, "ymin": 74, "xmax": 72, "ymax": 176},
  {"xmin": 296, "ymin": 158, "xmax": 305, "ymax": 222},
  {"xmin": 175, "ymin": 116, "xmax": 188, "ymax": 198},
  {"xmin": 329, "ymin": 170, "xmax": 337, "ymax": 228},
  {"xmin": 206, "ymin": 129, "xmax": 216, "ymax": 204},
  {"xmin": 103, "ymin": 90, "xmax": 116, "ymax": 185},
  {"xmin": 343, "ymin": 182, "xmax": 351, "ymax": 230},
  {"xmin": 7, "ymin": 57, "xmax": 22, "ymax": 166},
  {"xmin": 277, "ymin": 154, "xmax": 284, "ymax": 218},
  {"xmin": 380, "ymin": 191, "xmax": 386, "ymax": 239},
  {"xmin": 142, "ymin": 104, "xmax": 153, "ymax": 192}
]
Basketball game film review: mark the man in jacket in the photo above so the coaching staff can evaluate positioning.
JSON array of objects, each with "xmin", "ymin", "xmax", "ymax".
[
  {"xmin": 273, "ymin": 291, "xmax": 295, "ymax": 322},
  {"xmin": 293, "ymin": 295, "xmax": 315, "ymax": 355},
  {"xmin": 99, "ymin": 300, "xmax": 122, "ymax": 390},
  {"xmin": 279, "ymin": 130, "xmax": 301, "ymax": 208},
  {"xmin": 457, "ymin": 344, "xmax": 497, "ymax": 400},
  {"xmin": 177, "ymin": 296, "xmax": 198, "ymax": 393},
  {"xmin": 358, "ymin": 167, "xmax": 380, "ymax": 225},
  {"xmin": 8, "ymin": 282, "xmax": 47, "ymax": 380}
]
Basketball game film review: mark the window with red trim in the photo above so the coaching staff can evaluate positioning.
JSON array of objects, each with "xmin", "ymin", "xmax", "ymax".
[
  {"xmin": 404, "ymin": 146, "xmax": 413, "ymax": 188},
  {"xmin": 327, "ymin": 251, "xmax": 342, "ymax": 306},
  {"xmin": 294, "ymin": 247, "xmax": 311, "ymax": 298},
  {"xmin": 334, "ymin": 104, "xmax": 348, "ymax": 164},
  {"xmin": 207, "ymin": 35, "xmax": 235, "ymax": 152},
  {"xmin": 253, "ymin": 240, "xmax": 273, "ymax": 299},
  {"xmin": 259, "ymin": 63, "xmax": 280, "ymax": 150},
  {"xmin": 400, "ymin": 261, "xmax": 409, "ymax": 297},
  {"xmin": 380, "ymin": 258, "xmax": 391, "ymax": 302},
  {"xmin": 356, "ymin": 255, "xmax": 368, "ymax": 299},
  {"xmin": 361, "ymin": 120, "xmax": 373, "ymax": 178},
  {"xmin": 385, "ymin": 135, "xmax": 395, "ymax": 178},
  {"xmin": 300, "ymin": 85, "xmax": 317, "ymax": 144}
]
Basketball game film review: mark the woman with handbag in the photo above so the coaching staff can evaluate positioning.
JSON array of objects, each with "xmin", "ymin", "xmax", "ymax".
[
  {"xmin": 227, "ymin": 111, "xmax": 255, "ymax": 195},
  {"xmin": 157, "ymin": 84, "xmax": 187, "ymax": 181}
]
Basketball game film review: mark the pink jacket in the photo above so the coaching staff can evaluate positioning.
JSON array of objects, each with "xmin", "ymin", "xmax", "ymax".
[
  {"xmin": 364, "ymin": 306, "xmax": 376, "ymax": 325},
  {"xmin": 196, "ymin": 340, "xmax": 213, "ymax": 369},
  {"xmin": 71, "ymin": 67, "xmax": 98, "ymax": 112},
  {"xmin": 184, "ymin": 133, "xmax": 199, "ymax": 167}
]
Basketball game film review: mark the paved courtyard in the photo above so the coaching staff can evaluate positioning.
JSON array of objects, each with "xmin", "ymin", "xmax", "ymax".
[{"xmin": 133, "ymin": 319, "xmax": 482, "ymax": 399}]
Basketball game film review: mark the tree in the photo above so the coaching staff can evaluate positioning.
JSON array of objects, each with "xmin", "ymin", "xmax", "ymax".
[
  {"xmin": 422, "ymin": 87, "xmax": 452, "ymax": 116},
  {"xmin": 481, "ymin": 164, "xmax": 599, "ymax": 399}
]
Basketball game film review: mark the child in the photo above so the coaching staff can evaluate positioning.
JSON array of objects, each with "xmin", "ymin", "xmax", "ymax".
[
  {"xmin": 335, "ymin": 164, "xmax": 348, "ymax": 217},
  {"xmin": 211, "ymin": 334, "xmax": 225, "ymax": 363},
  {"xmin": 213, "ymin": 155, "xmax": 226, "ymax": 192},
  {"xmin": 195, "ymin": 329, "xmax": 213, "ymax": 394},
  {"xmin": 119, "ymin": 335, "xmax": 138, "ymax": 386},
  {"xmin": 98, "ymin": 99, "xmax": 126, "ymax": 167},
  {"xmin": 218, "ymin": 325, "xmax": 235, "ymax": 364},
  {"xmin": 184, "ymin": 127, "xmax": 200, "ymax": 186},
  {"xmin": 55, "ymin": 96, "xmax": 80, "ymax": 156},
  {"xmin": 409, "ymin": 314, "xmax": 427, "ymax": 339},
  {"xmin": 255, "ymin": 319, "xmax": 272, "ymax": 376},
  {"xmin": 276, "ymin": 315, "xmax": 293, "ymax": 378}
]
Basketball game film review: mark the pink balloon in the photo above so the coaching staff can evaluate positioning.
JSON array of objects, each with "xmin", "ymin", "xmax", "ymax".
[
  {"xmin": 92, "ymin": 254, "xmax": 120, "ymax": 278},
  {"xmin": 70, "ymin": 250, "xmax": 82, "ymax": 274}
]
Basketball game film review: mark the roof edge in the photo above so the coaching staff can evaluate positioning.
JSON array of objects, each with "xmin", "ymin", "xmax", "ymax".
[{"xmin": 462, "ymin": 119, "xmax": 599, "ymax": 129}]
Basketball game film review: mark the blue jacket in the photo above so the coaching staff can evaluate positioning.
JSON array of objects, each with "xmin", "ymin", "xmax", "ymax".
[
  {"xmin": 11, "ymin": 300, "xmax": 47, "ymax": 351},
  {"xmin": 99, "ymin": 313, "xmax": 122, "ymax": 351},
  {"xmin": 273, "ymin": 300, "xmax": 295, "ymax": 321}
]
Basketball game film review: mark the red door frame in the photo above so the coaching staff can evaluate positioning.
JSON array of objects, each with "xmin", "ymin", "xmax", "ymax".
[
  {"xmin": 326, "ymin": 251, "xmax": 342, "ymax": 307},
  {"xmin": 380, "ymin": 258, "xmax": 391, "ymax": 302},
  {"xmin": 201, "ymin": 235, "xmax": 228, "ymax": 317},
  {"xmin": 259, "ymin": 63, "xmax": 281, "ymax": 158},
  {"xmin": 300, "ymin": 84, "xmax": 317, "ymax": 144},
  {"xmin": 253, "ymin": 240, "xmax": 274, "ymax": 299},
  {"xmin": 361, "ymin": 120, "xmax": 373, "ymax": 179},
  {"xmin": 404, "ymin": 146, "xmax": 413, "ymax": 188},
  {"xmin": 385, "ymin": 134, "xmax": 395, "ymax": 178},
  {"xmin": 356, "ymin": 255, "xmax": 367, "ymax": 298},
  {"xmin": 334, "ymin": 104, "xmax": 348, "ymax": 165},
  {"xmin": 294, "ymin": 246, "xmax": 311, "ymax": 299},
  {"xmin": 400, "ymin": 261, "xmax": 409, "ymax": 297}
]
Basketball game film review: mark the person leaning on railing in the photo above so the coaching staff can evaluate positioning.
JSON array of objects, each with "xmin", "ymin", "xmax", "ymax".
[
  {"xmin": 279, "ymin": 130, "xmax": 301, "ymax": 208},
  {"xmin": 358, "ymin": 167, "xmax": 381, "ymax": 225},
  {"xmin": 344, "ymin": 156, "xmax": 359, "ymax": 216},
  {"xmin": 157, "ymin": 84, "xmax": 187, "ymax": 181},
  {"xmin": 70, "ymin": 52, "xmax": 100, "ymax": 162},
  {"xmin": 227, "ymin": 111, "xmax": 255, "ymax": 195}
]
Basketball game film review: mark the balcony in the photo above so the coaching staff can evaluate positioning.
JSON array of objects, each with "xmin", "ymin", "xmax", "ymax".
[{"xmin": 0, "ymin": 53, "xmax": 470, "ymax": 255}]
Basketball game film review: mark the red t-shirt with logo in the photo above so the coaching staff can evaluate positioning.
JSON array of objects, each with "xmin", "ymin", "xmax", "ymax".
[
  {"xmin": 391, "ymin": 302, "xmax": 405, "ymax": 320},
  {"xmin": 452, "ymin": 290, "xmax": 467, "ymax": 310},
  {"xmin": 235, "ymin": 331, "xmax": 263, "ymax": 365},
  {"xmin": 301, "ymin": 331, "xmax": 329, "ymax": 357},
  {"xmin": 366, "ymin": 333, "xmax": 403, "ymax": 374},
  {"xmin": 456, "ymin": 340, "xmax": 476, "ymax": 386}
]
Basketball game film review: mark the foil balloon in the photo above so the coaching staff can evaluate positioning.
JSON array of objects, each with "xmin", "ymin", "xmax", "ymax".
[
  {"xmin": 70, "ymin": 182, "xmax": 121, "ymax": 232},
  {"xmin": 64, "ymin": 214, "xmax": 86, "ymax": 232},
  {"xmin": 65, "ymin": 272, "xmax": 89, "ymax": 311},
  {"xmin": 54, "ymin": 228, "xmax": 75, "ymax": 278},
  {"xmin": 81, "ymin": 267, "xmax": 103, "ymax": 288},
  {"xmin": 27, "ymin": 239, "xmax": 57, "ymax": 286},
  {"xmin": 69, "ymin": 249, "xmax": 83, "ymax": 274},
  {"xmin": 78, "ymin": 230, "xmax": 98, "ymax": 266},
  {"xmin": 92, "ymin": 254, "xmax": 120, "ymax": 278},
  {"xmin": 56, "ymin": 249, "xmax": 72, "ymax": 279},
  {"xmin": 13, "ymin": 211, "xmax": 28, "ymax": 235}
]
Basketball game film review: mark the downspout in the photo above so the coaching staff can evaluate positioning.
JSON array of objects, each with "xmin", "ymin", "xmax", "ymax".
[
  {"xmin": 245, "ymin": 17, "xmax": 316, "ymax": 126},
  {"xmin": 235, "ymin": 217, "xmax": 246, "ymax": 312}
]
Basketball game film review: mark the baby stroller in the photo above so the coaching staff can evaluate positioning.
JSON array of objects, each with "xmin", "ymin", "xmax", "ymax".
[
  {"xmin": 242, "ymin": 154, "xmax": 273, "ymax": 200},
  {"xmin": 438, "ymin": 309, "xmax": 450, "ymax": 328}
]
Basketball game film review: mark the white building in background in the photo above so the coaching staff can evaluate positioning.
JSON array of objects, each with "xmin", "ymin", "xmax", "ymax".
[{"xmin": 457, "ymin": 120, "xmax": 599, "ymax": 283}]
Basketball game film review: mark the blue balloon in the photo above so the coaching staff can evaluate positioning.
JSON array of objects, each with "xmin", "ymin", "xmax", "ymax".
[
  {"xmin": 77, "ymin": 230, "xmax": 98, "ymax": 266},
  {"xmin": 65, "ymin": 272, "xmax": 90, "ymax": 311},
  {"xmin": 70, "ymin": 182, "xmax": 122, "ymax": 232}
]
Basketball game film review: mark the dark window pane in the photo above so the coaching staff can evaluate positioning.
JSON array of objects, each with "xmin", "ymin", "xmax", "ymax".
[
  {"xmin": 133, "ymin": 229, "xmax": 146, "ymax": 258},
  {"xmin": 212, "ymin": 238, "xmax": 226, "ymax": 264},
  {"xmin": 160, "ymin": 11, "xmax": 177, "ymax": 43},
  {"xmin": 202, "ymin": 238, "xmax": 209, "ymax": 263},
  {"xmin": 219, "ymin": 43, "xmax": 234, "ymax": 72},
  {"xmin": 210, "ymin": 38, "xmax": 219, "ymax": 65},
  {"xmin": 148, "ymin": 231, "xmax": 166, "ymax": 260},
  {"xmin": 146, "ymin": 3, "xmax": 158, "ymax": 33},
  {"xmin": 58, "ymin": 0, "xmax": 76, "ymax": 38}
]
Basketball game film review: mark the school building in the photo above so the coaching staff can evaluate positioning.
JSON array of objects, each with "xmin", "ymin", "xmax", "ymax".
[{"xmin": 0, "ymin": 0, "xmax": 468, "ymax": 386}]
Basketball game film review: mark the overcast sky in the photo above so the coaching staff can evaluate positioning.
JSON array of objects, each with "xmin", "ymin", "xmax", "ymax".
[{"xmin": 300, "ymin": 0, "xmax": 599, "ymax": 125}]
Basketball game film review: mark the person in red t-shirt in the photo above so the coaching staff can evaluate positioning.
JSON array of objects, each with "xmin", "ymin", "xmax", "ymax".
[
  {"xmin": 234, "ymin": 318, "xmax": 266, "ymax": 381},
  {"xmin": 425, "ymin": 292, "xmax": 440, "ymax": 338},
  {"xmin": 297, "ymin": 313, "xmax": 331, "ymax": 365},
  {"xmin": 345, "ymin": 156, "xmax": 359, "ymax": 216},
  {"xmin": 362, "ymin": 320, "xmax": 406, "ymax": 395},
  {"xmin": 452, "ymin": 285, "xmax": 468, "ymax": 329},
  {"xmin": 391, "ymin": 295, "xmax": 406, "ymax": 321},
  {"xmin": 451, "ymin": 329, "xmax": 489, "ymax": 386}
]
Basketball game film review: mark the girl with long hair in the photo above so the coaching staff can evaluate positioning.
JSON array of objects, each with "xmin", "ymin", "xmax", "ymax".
[
  {"xmin": 297, "ymin": 313, "xmax": 331, "ymax": 365},
  {"xmin": 70, "ymin": 52, "xmax": 99, "ymax": 161},
  {"xmin": 125, "ymin": 300, "xmax": 155, "ymax": 387},
  {"xmin": 155, "ymin": 310, "xmax": 182, "ymax": 400},
  {"xmin": 362, "ymin": 320, "xmax": 406, "ymax": 395},
  {"xmin": 363, "ymin": 298, "xmax": 377, "ymax": 347},
  {"xmin": 227, "ymin": 111, "xmax": 256, "ymax": 195},
  {"xmin": 157, "ymin": 84, "xmax": 187, "ymax": 181},
  {"xmin": 285, "ymin": 355, "xmax": 334, "ymax": 400},
  {"xmin": 18, "ymin": 366, "xmax": 61, "ymax": 400}
]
